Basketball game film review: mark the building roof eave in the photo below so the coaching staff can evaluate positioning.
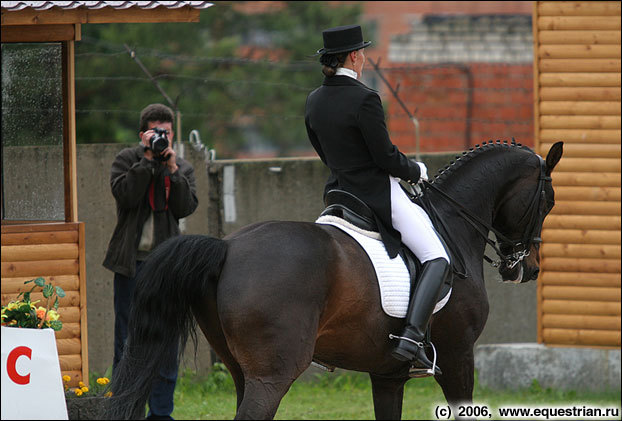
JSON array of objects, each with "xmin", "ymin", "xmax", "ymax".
[{"xmin": 1, "ymin": 1, "xmax": 213, "ymax": 26}]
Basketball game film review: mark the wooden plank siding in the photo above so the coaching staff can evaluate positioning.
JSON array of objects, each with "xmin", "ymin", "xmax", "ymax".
[
  {"xmin": 534, "ymin": 1, "xmax": 621, "ymax": 348},
  {"xmin": 1, "ymin": 222, "xmax": 88, "ymax": 386}
]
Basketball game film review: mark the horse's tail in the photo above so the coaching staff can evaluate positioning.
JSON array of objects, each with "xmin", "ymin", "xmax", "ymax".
[{"xmin": 104, "ymin": 234, "xmax": 227, "ymax": 420}]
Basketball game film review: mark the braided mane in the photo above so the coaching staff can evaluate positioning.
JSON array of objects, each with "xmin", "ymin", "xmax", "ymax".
[{"xmin": 431, "ymin": 138, "xmax": 535, "ymax": 186}]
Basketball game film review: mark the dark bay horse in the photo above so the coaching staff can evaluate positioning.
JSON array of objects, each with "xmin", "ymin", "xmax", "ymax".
[{"xmin": 107, "ymin": 141, "xmax": 563, "ymax": 420}]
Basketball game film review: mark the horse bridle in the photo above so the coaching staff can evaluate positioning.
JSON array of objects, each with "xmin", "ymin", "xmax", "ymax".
[{"xmin": 418, "ymin": 156, "xmax": 552, "ymax": 271}]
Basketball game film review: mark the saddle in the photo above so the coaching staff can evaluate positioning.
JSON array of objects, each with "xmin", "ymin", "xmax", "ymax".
[
  {"xmin": 322, "ymin": 189, "xmax": 378, "ymax": 232},
  {"xmin": 320, "ymin": 188, "xmax": 453, "ymax": 303},
  {"xmin": 320, "ymin": 189, "xmax": 420, "ymax": 284}
]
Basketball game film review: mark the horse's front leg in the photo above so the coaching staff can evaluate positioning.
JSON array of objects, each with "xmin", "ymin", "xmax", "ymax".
[
  {"xmin": 369, "ymin": 373, "xmax": 409, "ymax": 420},
  {"xmin": 433, "ymin": 347, "xmax": 476, "ymax": 419},
  {"xmin": 431, "ymin": 280, "xmax": 488, "ymax": 420}
]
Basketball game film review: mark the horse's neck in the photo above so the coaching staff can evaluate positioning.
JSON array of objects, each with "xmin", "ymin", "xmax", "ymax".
[{"xmin": 429, "ymin": 150, "xmax": 525, "ymax": 264}]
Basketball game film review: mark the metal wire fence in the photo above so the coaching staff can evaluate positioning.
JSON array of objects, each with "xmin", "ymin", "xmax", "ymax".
[{"xmin": 72, "ymin": 40, "xmax": 534, "ymax": 157}]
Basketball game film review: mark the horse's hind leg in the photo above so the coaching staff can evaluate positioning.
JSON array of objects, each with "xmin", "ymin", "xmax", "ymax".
[
  {"xmin": 224, "ymin": 314, "xmax": 316, "ymax": 420},
  {"xmin": 193, "ymin": 295, "xmax": 246, "ymax": 409},
  {"xmin": 369, "ymin": 374, "xmax": 408, "ymax": 420},
  {"xmin": 235, "ymin": 376, "xmax": 297, "ymax": 420},
  {"xmin": 231, "ymin": 335, "xmax": 314, "ymax": 420}
]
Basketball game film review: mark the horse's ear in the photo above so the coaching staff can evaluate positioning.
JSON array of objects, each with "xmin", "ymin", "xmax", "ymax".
[{"xmin": 545, "ymin": 141, "xmax": 563, "ymax": 175}]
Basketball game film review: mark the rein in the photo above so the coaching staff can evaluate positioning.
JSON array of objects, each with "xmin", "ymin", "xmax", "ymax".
[{"xmin": 415, "ymin": 155, "xmax": 551, "ymax": 275}]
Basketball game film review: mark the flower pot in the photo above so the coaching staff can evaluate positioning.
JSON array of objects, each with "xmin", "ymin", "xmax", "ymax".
[{"xmin": 65, "ymin": 396, "xmax": 105, "ymax": 420}]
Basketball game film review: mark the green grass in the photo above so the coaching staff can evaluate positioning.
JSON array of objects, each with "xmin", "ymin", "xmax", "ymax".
[{"xmin": 170, "ymin": 364, "xmax": 621, "ymax": 420}]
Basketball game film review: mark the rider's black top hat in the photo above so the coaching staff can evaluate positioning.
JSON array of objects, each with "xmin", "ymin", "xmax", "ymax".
[{"xmin": 316, "ymin": 24, "xmax": 372, "ymax": 55}]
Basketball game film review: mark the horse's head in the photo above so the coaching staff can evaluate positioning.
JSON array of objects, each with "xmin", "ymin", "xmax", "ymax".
[{"xmin": 494, "ymin": 141, "xmax": 563, "ymax": 283}]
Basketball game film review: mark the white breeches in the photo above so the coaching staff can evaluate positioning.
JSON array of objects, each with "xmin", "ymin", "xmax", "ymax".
[{"xmin": 389, "ymin": 176, "xmax": 450, "ymax": 264}]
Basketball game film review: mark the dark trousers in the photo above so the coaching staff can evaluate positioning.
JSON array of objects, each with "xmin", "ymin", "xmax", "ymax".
[{"xmin": 113, "ymin": 261, "xmax": 179, "ymax": 419}]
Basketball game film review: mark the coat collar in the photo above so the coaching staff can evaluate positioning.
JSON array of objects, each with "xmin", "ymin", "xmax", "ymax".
[{"xmin": 322, "ymin": 75, "xmax": 371, "ymax": 90}]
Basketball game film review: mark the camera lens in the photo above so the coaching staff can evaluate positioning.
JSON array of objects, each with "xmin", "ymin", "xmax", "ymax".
[{"xmin": 149, "ymin": 128, "xmax": 170, "ymax": 161}]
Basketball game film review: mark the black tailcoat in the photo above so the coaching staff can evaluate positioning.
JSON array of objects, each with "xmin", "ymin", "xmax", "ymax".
[{"xmin": 305, "ymin": 75, "xmax": 421, "ymax": 258}]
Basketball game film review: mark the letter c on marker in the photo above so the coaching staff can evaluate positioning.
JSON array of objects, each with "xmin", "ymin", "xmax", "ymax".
[{"xmin": 7, "ymin": 346, "xmax": 32, "ymax": 385}]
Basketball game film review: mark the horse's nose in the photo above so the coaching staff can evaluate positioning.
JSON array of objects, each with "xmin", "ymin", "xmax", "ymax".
[{"xmin": 530, "ymin": 268, "xmax": 540, "ymax": 280}]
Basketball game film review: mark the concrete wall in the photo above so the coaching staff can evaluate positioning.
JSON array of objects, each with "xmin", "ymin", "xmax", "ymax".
[
  {"xmin": 475, "ymin": 343, "xmax": 621, "ymax": 392},
  {"xmin": 4, "ymin": 144, "xmax": 538, "ymax": 375}
]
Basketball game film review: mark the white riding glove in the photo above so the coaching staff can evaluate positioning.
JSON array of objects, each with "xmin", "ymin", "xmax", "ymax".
[{"xmin": 416, "ymin": 161, "xmax": 428, "ymax": 182}]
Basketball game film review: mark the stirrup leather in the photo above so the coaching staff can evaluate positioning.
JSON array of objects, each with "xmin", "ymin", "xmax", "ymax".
[{"xmin": 389, "ymin": 334, "xmax": 441, "ymax": 377}]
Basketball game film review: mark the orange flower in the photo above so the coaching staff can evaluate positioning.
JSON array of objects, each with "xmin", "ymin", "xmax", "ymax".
[{"xmin": 36, "ymin": 307, "xmax": 46, "ymax": 320}]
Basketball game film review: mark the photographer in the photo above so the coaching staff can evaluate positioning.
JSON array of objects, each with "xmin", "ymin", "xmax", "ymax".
[{"xmin": 103, "ymin": 103, "xmax": 198, "ymax": 419}]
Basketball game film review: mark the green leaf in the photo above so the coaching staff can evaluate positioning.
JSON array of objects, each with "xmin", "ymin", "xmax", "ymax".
[
  {"xmin": 54, "ymin": 297, "xmax": 60, "ymax": 311},
  {"xmin": 49, "ymin": 320, "xmax": 63, "ymax": 331},
  {"xmin": 55, "ymin": 286, "xmax": 66, "ymax": 298},
  {"xmin": 43, "ymin": 284, "xmax": 54, "ymax": 298},
  {"xmin": 34, "ymin": 277, "xmax": 46, "ymax": 287}
]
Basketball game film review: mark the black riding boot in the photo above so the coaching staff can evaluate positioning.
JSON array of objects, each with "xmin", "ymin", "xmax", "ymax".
[{"xmin": 390, "ymin": 257, "xmax": 450, "ymax": 374}]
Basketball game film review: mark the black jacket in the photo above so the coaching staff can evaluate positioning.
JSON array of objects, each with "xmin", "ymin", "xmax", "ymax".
[
  {"xmin": 305, "ymin": 75, "xmax": 421, "ymax": 258},
  {"xmin": 103, "ymin": 145, "xmax": 198, "ymax": 277}
]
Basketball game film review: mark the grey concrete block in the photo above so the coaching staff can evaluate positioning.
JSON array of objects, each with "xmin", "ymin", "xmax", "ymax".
[{"xmin": 475, "ymin": 343, "xmax": 622, "ymax": 392}]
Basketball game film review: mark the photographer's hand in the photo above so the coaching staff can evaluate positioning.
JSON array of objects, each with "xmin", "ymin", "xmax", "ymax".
[
  {"xmin": 140, "ymin": 130, "xmax": 155, "ymax": 161},
  {"xmin": 163, "ymin": 147, "xmax": 178, "ymax": 173}
]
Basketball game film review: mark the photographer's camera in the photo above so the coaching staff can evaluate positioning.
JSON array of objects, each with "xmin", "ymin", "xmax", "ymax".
[{"xmin": 148, "ymin": 127, "xmax": 170, "ymax": 161}]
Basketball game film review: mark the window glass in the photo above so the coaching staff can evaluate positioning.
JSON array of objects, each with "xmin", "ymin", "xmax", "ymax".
[{"xmin": 1, "ymin": 42, "xmax": 65, "ymax": 221}]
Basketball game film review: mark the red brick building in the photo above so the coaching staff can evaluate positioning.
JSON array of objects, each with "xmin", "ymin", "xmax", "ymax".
[
  {"xmin": 359, "ymin": 2, "xmax": 534, "ymax": 153},
  {"xmin": 233, "ymin": 1, "xmax": 535, "ymax": 155}
]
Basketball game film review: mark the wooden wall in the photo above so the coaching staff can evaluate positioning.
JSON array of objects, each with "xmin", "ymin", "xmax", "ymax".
[
  {"xmin": 534, "ymin": 1, "xmax": 621, "ymax": 347},
  {"xmin": 1, "ymin": 222, "xmax": 88, "ymax": 386}
]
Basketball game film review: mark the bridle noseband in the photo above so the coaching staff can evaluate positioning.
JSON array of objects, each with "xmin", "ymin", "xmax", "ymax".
[{"xmin": 416, "ymin": 155, "xmax": 551, "ymax": 274}]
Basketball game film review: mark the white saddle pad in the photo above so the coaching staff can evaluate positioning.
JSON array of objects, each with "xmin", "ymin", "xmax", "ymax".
[{"xmin": 316, "ymin": 215, "xmax": 452, "ymax": 318}]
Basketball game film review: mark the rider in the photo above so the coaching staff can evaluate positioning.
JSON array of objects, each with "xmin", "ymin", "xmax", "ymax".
[{"xmin": 305, "ymin": 24, "xmax": 450, "ymax": 374}]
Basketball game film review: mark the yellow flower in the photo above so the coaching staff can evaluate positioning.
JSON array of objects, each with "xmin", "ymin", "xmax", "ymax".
[
  {"xmin": 81, "ymin": 386, "xmax": 89, "ymax": 393},
  {"xmin": 62, "ymin": 375, "xmax": 71, "ymax": 383},
  {"xmin": 96, "ymin": 377, "xmax": 110, "ymax": 385},
  {"xmin": 7, "ymin": 302, "xmax": 18, "ymax": 311},
  {"xmin": 78, "ymin": 381, "xmax": 86, "ymax": 388},
  {"xmin": 104, "ymin": 391, "xmax": 113, "ymax": 398},
  {"xmin": 74, "ymin": 389, "xmax": 83, "ymax": 396},
  {"xmin": 46, "ymin": 310, "xmax": 60, "ymax": 321}
]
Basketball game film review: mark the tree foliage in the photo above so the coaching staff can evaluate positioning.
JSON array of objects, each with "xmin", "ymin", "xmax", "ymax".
[{"xmin": 75, "ymin": 1, "xmax": 363, "ymax": 157}]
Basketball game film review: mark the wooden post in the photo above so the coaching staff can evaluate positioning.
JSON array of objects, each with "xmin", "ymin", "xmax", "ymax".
[
  {"xmin": 533, "ymin": 0, "xmax": 544, "ymax": 345},
  {"xmin": 78, "ymin": 222, "xmax": 88, "ymax": 386},
  {"xmin": 62, "ymin": 41, "xmax": 78, "ymax": 223}
]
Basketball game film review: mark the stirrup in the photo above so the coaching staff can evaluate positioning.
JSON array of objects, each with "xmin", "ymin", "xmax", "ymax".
[{"xmin": 389, "ymin": 334, "xmax": 442, "ymax": 377}]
